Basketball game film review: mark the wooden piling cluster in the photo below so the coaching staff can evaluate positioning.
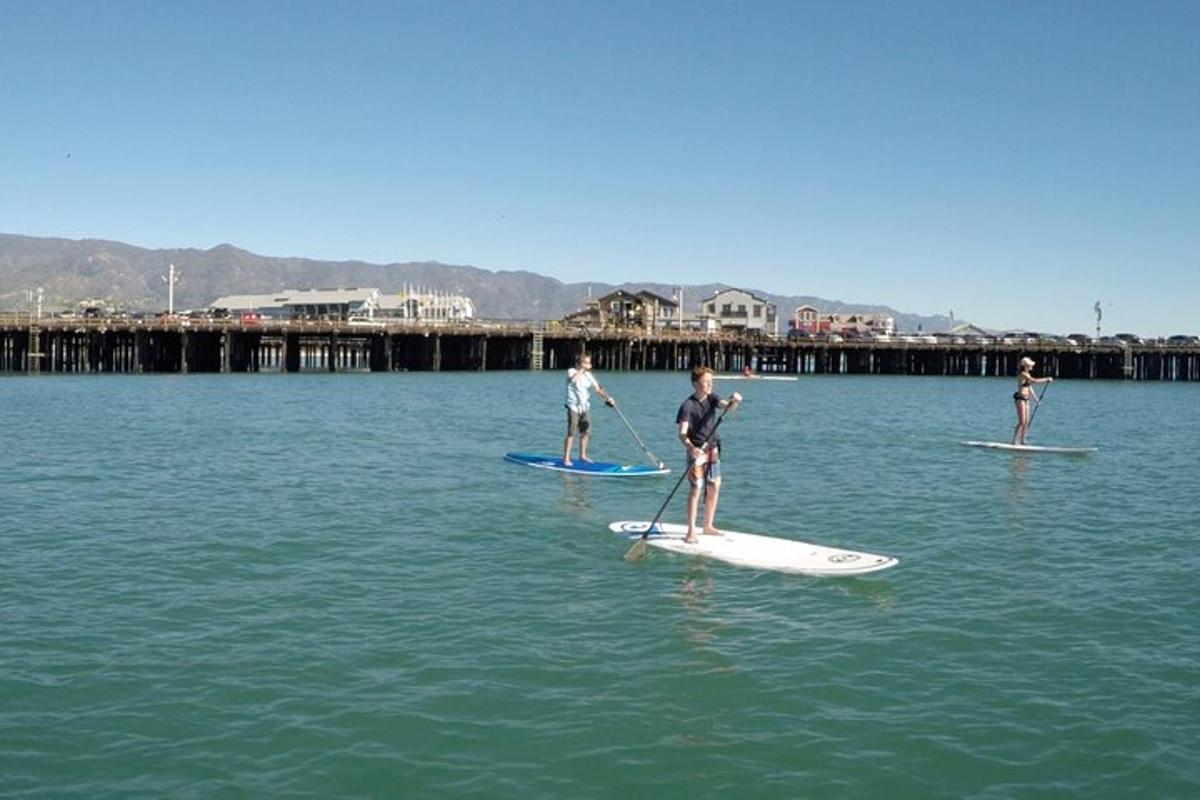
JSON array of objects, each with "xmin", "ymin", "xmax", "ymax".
[{"xmin": 2, "ymin": 316, "xmax": 1199, "ymax": 380}]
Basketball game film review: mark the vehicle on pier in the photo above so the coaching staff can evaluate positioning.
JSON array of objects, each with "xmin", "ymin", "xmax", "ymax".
[{"xmin": 347, "ymin": 315, "xmax": 384, "ymax": 328}]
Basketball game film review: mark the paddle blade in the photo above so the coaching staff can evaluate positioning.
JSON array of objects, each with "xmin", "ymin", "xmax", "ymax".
[{"xmin": 623, "ymin": 537, "xmax": 649, "ymax": 562}]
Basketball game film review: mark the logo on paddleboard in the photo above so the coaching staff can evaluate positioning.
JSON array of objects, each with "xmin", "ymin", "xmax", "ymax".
[{"xmin": 828, "ymin": 553, "xmax": 861, "ymax": 563}]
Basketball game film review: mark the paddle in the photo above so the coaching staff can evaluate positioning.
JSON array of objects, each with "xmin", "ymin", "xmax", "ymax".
[
  {"xmin": 623, "ymin": 403, "xmax": 734, "ymax": 562},
  {"xmin": 607, "ymin": 400, "xmax": 665, "ymax": 468},
  {"xmin": 1027, "ymin": 380, "xmax": 1050, "ymax": 430}
]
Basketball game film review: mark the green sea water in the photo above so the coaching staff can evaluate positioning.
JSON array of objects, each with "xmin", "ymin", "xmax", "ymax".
[{"xmin": 2, "ymin": 372, "xmax": 1197, "ymax": 798}]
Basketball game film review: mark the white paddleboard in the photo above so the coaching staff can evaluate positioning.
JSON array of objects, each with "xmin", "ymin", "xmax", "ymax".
[
  {"xmin": 713, "ymin": 374, "xmax": 798, "ymax": 382},
  {"xmin": 610, "ymin": 521, "xmax": 898, "ymax": 576},
  {"xmin": 961, "ymin": 441, "xmax": 1097, "ymax": 455}
]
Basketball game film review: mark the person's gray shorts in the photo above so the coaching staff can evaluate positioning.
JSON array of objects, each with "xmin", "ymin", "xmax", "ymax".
[{"xmin": 566, "ymin": 408, "xmax": 591, "ymax": 436}]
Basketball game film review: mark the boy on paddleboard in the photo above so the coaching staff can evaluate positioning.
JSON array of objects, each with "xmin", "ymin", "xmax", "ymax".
[
  {"xmin": 563, "ymin": 353, "xmax": 614, "ymax": 467},
  {"xmin": 677, "ymin": 366, "xmax": 741, "ymax": 543}
]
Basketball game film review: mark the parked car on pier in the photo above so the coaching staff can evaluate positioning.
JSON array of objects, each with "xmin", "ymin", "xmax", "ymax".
[
  {"xmin": 1000, "ymin": 331, "xmax": 1037, "ymax": 345},
  {"xmin": 1114, "ymin": 333, "xmax": 1142, "ymax": 344},
  {"xmin": 1167, "ymin": 334, "xmax": 1199, "ymax": 345},
  {"xmin": 347, "ymin": 315, "xmax": 385, "ymax": 328},
  {"xmin": 241, "ymin": 312, "xmax": 261, "ymax": 325},
  {"xmin": 1067, "ymin": 333, "xmax": 1094, "ymax": 344}
]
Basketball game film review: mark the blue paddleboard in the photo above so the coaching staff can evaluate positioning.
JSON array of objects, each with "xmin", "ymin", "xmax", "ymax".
[{"xmin": 504, "ymin": 452, "xmax": 669, "ymax": 476}]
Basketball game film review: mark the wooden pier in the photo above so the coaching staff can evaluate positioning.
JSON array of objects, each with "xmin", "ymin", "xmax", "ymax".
[{"xmin": 2, "ymin": 315, "xmax": 1198, "ymax": 380}]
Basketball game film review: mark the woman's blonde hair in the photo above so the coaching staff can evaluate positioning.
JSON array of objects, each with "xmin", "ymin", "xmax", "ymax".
[{"xmin": 1019, "ymin": 356, "xmax": 1035, "ymax": 369}]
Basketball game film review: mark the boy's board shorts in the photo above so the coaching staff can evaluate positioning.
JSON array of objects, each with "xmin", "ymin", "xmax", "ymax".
[
  {"xmin": 687, "ymin": 447, "xmax": 721, "ymax": 485},
  {"xmin": 566, "ymin": 408, "xmax": 591, "ymax": 436}
]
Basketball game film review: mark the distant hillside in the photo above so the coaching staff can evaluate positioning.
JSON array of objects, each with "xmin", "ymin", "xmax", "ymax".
[{"xmin": 0, "ymin": 233, "xmax": 956, "ymax": 332}]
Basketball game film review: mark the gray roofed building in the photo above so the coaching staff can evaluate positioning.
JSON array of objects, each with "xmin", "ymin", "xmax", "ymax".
[{"xmin": 209, "ymin": 288, "xmax": 380, "ymax": 321}]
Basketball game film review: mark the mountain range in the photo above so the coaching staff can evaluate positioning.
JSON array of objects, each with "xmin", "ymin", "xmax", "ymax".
[{"xmin": 0, "ymin": 233, "xmax": 957, "ymax": 332}]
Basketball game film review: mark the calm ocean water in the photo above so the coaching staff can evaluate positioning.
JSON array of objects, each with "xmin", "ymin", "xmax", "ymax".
[{"xmin": 2, "ymin": 372, "xmax": 1197, "ymax": 798}]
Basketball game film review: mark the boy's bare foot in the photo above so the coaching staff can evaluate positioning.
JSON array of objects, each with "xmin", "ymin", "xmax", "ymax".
[
  {"xmin": 702, "ymin": 527, "xmax": 724, "ymax": 536},
  {"xmin": 563, "ymin": 459, "xmax": 573, "ymax": 466},
  {"xmin": 580, "ymin": 456, "xmax": 593, "ymax": 463}
]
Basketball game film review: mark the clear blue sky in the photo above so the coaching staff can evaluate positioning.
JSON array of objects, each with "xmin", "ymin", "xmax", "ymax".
[{"xmin": 2, "ymin": 0, "xmax": 1196, "ymax": 335}]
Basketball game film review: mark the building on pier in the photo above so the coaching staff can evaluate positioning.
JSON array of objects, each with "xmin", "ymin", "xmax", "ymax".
[
  {"xmin": 210, "ymin": 288, "xmax": 381, "ymax": 322},
  {"xmin": 376, "ymin": 286, "xmax": 475, "ymax": 323},
  {"xmin": 700, "ymin": 288, "xmax": 779, "ymax": 337},
  {"xmin": 789, "ymin": 305, "xmax": 895, "ymax": 337},
  {"xmin": 947, "ymin": 323, "xmax": 992, "ymax": 338},
  {"xmin": 564, "ymin": 289, "xmax": 679, "ymax": 332},
  {"xmin": 207, "ymin": 286, "xmax": 476, "ymax": 324}
]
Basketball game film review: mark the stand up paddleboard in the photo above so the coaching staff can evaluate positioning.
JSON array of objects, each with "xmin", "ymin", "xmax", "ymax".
[
  {"xmin": 961, "ymin": 441, "xmax": 1097, "ymax": 455},
  {"xmin": 504, "ymin": 453, "xmax": 669, "ymax": 477},
  {"xmin": 713, "ymin": 374, "xmax": 798, "ymax": 382},
  {"xmin": 610, "ymin": 521, "xmax": 897, "ymax": 575}
]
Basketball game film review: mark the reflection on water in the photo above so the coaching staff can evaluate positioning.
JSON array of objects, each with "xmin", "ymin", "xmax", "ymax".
[
  {"xmin": 831, "ymin": 574, "xmax": 900, "ymax": 613},
  {"xmin": 1007, "ymin": 454, "xmax": 1033, "ymax": 532},
  {"xmin": 677, "ymin": 560, "xmax": 713, "ymax": 610},
  {"xmin": 675, "ymin": 559, "xmax": 725, "ymax": 650},
  {"xmin": 1010, "ymin": 452, "xmax": 1030, "ymax": 484},
  {"xmin": 558, "ymin": 473, "xmax": 591, "ymax": 512}
]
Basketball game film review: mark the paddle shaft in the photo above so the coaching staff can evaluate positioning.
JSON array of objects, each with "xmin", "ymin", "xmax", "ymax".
[
  {"xmin": 641, "ymin": 404, "xmax": 731, "ymax": 540},
  {"xmin": 609, "ymin": 402, "xmax": 662, "ymax": 466},
  {"xmin": 1027, "ymin": 381, "xmax": 1050, "ymax": 429}
]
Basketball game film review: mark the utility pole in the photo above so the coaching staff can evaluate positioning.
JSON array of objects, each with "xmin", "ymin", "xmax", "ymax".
[
  {"xmin": 163, "ymin": 263, "xmax": 180, "ymax": 314},
  {"xmin": 1094, "ymin": 300, "xmax": 1102, "ymax": 338},
  {"xmin": 26, "ymin": 287, "xmax": 44, "ymax": 373}
]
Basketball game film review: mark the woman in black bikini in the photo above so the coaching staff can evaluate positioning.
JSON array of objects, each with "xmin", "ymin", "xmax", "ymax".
[{"xmin": 1013, "ymin": 356, "xmax": 1053, "ymax": 445}]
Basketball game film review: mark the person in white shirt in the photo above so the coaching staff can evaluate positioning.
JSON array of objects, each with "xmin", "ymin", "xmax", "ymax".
[{"xmin": 563, "ymin": 353, "xmax": 614, "ymax": 466}]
